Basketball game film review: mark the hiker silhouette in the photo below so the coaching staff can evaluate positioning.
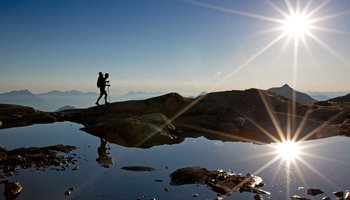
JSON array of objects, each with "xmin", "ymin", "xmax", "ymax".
[
  {"xmin": 96, "ymin": 137, "xmax": 114, "ymax": 168},
  {"xmin": 95, "ymin": 72, "xmax": 110, "ymax": 105}
]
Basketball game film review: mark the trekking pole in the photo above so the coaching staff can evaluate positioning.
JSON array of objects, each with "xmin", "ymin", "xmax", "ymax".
[{"xmin": 108, "ymin": 85, "xmax": 111, "ymax": 103}]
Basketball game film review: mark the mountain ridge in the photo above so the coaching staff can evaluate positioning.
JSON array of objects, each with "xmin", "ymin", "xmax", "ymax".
[
  {"xmin": 268, "ymin": 84, "xmax": 317, "ymax": 103},
  {"xmin": 327, "ymin": 93, "xmax": 350, "ymax": 103}
]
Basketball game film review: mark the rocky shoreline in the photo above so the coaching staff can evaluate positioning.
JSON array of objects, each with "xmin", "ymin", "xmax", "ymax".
[{"xmin": 1, "ymin": 89, "xmax": 349, "ymax": 148}]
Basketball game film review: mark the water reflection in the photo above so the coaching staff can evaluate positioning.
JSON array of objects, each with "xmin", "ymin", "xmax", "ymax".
[
  {"xmin": 273, "ymin": 141, "xmax": 301, "ymax": 162},
  {"xmin": 1, "ymin": 123, "xmax": 350, "ymax": 199},
  {"xmin": 96, "ymin": 137, "xmax": 114, "ymax": 168}
]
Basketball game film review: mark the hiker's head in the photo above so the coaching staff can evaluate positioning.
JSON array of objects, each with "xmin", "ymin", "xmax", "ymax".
[
  {"xmin": 105, "ymin": 73, "xmax": 109, "ymax": 78},
  {"xmin": 99, "ymin": 72, "xmax": 103, "ymax": 76}
]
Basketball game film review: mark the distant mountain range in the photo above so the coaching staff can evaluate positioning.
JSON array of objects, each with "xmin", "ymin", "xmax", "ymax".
[
  {"xmin": 1, "ymin": 86, "xmax": 349, "ymax": 111},
  {"xmin": 268, "ymin": 84, "xmax": 317, "ymax": 103},
  {"xmin": 0, "ymin": 90, "xmax": 52, "ymax": 111},
  {"xmin": 305, "ymin": 91, "xmax": 350, "ymax": 101},
  {"xmin": 38, "ymin": 90, "xmax": 97, "ymax": 96},
  {"xmin": 0, "ymin": 89, "xmax": 167, "ymax": 111},
  {"xmin": 327, "ymin": 93, "xmax": 350, "ymax": 103}
]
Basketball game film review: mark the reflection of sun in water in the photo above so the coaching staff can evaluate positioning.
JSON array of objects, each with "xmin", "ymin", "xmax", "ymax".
[{"xmin": 274, "ymin": 141, "xmax": 301, "ymax": 161}]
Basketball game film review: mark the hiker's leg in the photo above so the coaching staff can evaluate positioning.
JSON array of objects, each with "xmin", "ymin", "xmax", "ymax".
[
  {"xmin": 104, "ymin": 94, "xmax": 108, "ymax": 104},
  {"xmin": 96, "ymin": 94, "xmax": 102, "ymax": 105}
]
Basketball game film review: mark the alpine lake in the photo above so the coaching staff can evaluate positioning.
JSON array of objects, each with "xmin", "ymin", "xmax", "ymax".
[{"xmin": 1, "ymin": 122, "xmax": 350, "ymax": 200}]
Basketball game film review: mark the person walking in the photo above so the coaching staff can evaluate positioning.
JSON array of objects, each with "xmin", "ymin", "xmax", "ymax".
[{"xmin": 95, "ymin": 72, "xmax": 110, "ymax": 105}]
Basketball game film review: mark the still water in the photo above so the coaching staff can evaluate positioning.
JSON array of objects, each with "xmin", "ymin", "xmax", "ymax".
[{"xmin": 1, "ymin": 122, "xmax": 349, "ymax": 200}]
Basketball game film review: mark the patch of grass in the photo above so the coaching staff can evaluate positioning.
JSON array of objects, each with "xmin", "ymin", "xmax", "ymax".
[{"xmin": 331, "ymin": 102, "xmax": 350, "ymax": 109}]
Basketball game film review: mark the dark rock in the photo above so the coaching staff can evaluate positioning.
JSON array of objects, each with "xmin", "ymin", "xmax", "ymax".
[
  {"xmin": 192, "ymin": 193, "xmax": 199, "ymax": 197},
  {"xmin": 333, "ymin": 191, "xmax": 344, "ymax": 198},
  {"xmin": 290, "ymin": 195, "xmax": 310, "ymax": 200},
  {"xmin": 72, "ymin": 166, "xmax": 79, "ymax": 171},
  {"xmin": 307, "ymin": 188, "xmax": 324, "ymax": 196},
  {"xmin": 121, "ymin": 166, "xmax": 156, "ymax": 172},
  {"xmin": 322, "ymin": 197, "xmax": 331, "ymax": 200},
  {"xmin": 0, "ymin": 144, "xmax": 77, "ymax": 175},
  {"xmin": 4, "ymin": 181, "xmax": 22, "ymax": 200},
  {"xmin": 345, "ymin": 190, "xmax": 350, "ymax": 200},
  {"xmin": 0, "ymin": 104, "xmax": 56, "ymax": 129},
  {"xmin": 0, "ymin": 145, "xmax": 7, "ymax": 161},
  {"xmin": 170, "ymin": 166, "xmax": 208, "ymax": 185},
  {"xmin": 170, "ymin": 166, "xmax": 269, "ymax": 195},
  {"xmin": 64, "ymin": 190, "xmax": 71, "ymax": 196},
  {"xmin": 254, "ymin": 194, "xmax": 263, "ymax": 200},
  {"xmin": 64, "ymin": 187, "xmax": 74, "ymax": 196}
]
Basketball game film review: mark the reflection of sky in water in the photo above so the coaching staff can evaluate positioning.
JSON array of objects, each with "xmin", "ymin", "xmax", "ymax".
[{"xmin": 1, "ymin": 122, "xmax": 350, "ymax": 199}]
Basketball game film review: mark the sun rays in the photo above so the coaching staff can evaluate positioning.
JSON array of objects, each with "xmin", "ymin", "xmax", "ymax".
[
  {"xmin": 182, "ymin": 0, "xmax": 348, "ymax": 196},
  {"xmin": 132, "ymin": 0, "xmax": 349, "ymax": 196},
  {"xmin": 282, "ymin": 12, "xmax": 311, "ymax": 38},
  {"xmin": 274, "ymin": 140, "xmax": 301, "ymax": 161}
]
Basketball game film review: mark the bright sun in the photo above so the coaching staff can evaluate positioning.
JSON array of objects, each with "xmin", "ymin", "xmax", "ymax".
[
  {"xmin": 283, "ymin": 13, "xmax": 311, "ymax": 38},
  {"xmin": 274, "ymin": 141, "xmax": 301, "ymax": 161}
]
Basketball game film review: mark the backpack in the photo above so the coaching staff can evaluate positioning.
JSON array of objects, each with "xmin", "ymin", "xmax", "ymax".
[{"xmin": 97, "ymin": 77, "xmax": 103, "ymax": 88}]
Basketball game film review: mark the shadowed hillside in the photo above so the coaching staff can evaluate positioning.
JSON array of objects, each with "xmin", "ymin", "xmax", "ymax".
[{"xmin": 327, "ymin": 93, "xmax": 350, "ymax": 103}]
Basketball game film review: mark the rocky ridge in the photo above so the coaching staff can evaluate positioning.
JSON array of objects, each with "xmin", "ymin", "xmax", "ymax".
[{"xmin": 1, "ymin": 89, "xmax": 349, "ymax": 148}]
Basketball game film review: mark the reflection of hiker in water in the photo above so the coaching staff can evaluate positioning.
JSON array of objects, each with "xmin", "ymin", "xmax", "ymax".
[
  {"xmin": 95, "ymin": 72, "xmax": 110, "ymax": 105},
  {"xmin": 96, "ymin": 137, "xmax": 114, "ymax": 168}
]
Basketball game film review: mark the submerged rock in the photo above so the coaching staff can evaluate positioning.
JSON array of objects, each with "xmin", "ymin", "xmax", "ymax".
[
  {"xmin": 170, "ymin": 166, "xmax": 270, "ymax": 196},
  {"xmin": 307, "ymin": 188, "xmax": 324, "ymax": 196},
  {"xmin": 121, "ymin": 166, "xmax": 156, "ymax": 172},
  {"xmin": 64, "ymin": 187, "xmax": 74, "ymax": 196}
]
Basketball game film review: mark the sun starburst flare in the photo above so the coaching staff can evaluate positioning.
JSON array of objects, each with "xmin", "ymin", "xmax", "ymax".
[
  {"xmin": 135, "ymin": 1, "xmax": 350, "ymax": 197},
  {"xmin": 274, "ymin": 140, "xmax": 301, "ymax": 161},
  {"xmin": 282, "ymin": 13, "xmax": 311, "ymax": 38}
]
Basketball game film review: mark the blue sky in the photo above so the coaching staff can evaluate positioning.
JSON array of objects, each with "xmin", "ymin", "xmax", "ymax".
[{"xmin": 0, "ymin": 0, "xmax": 349, "ymax": 95}]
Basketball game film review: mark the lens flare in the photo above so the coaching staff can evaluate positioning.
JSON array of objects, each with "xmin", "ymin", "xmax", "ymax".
[
  {"xmin": 274, "ymin": 141, "xmax": 301, "ymax": 161},
  {"xmin": 283, "ymin": 13, "xmax": 311, "ymax": 38}
]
